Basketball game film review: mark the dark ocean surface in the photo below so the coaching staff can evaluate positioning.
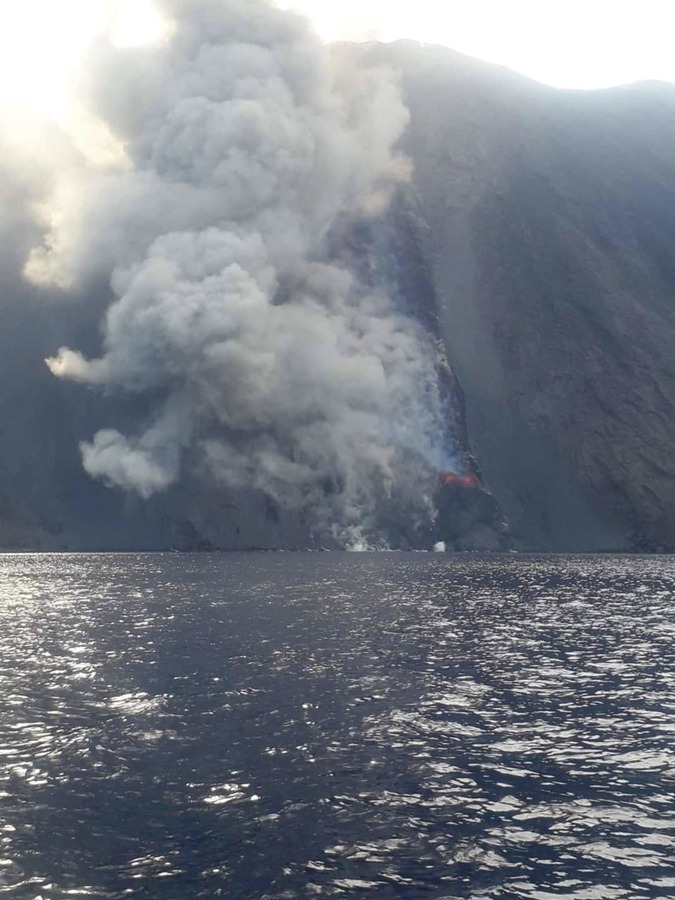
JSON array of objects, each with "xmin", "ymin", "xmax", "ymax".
[{"xmin": 0, "ymin": 552, "xmax": 674, "ymax": 898}]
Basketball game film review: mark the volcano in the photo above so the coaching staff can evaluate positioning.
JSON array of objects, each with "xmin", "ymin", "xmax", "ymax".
[{"xmin": 1, "ymin": 35, "xmax": 675, "ymax": 551}]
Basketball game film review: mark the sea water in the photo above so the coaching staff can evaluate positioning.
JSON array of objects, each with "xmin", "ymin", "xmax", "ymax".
[{"xmin": 0, "ymin": 552, "xmax": 674, "ymax": 898}]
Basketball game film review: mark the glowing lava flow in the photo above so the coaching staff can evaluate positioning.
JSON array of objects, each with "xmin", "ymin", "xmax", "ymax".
[{"xmin": 440, "ymin": 472, "xmax": 480, "ymax": 489}]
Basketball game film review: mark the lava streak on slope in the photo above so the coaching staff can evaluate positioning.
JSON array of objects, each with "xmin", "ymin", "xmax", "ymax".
[{"xmin": 440, "ymin": 472, "xmax": 481, "ymax": 489}]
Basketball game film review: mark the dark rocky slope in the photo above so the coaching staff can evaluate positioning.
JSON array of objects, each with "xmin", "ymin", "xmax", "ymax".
[{"xmin": 367, "ymin": 41, "xmax": 675, "ymax": 551}]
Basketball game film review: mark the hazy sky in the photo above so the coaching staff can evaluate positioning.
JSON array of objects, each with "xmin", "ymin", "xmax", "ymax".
[
  {"xmin": 0, "ymin": 0, "xmax": 674, "ymax": 130},
  {"xmin": 282, "ymin": 0, "xmax": 675, "ymax": 89}
]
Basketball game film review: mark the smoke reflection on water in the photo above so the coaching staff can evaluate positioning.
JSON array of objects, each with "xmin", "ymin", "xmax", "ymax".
[{"xmin": 0, "ymin": 553, "xmax": 674, "ymax": 897}]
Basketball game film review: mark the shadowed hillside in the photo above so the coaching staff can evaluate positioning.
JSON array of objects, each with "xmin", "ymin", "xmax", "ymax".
[{"xmin": 365, "ymin": 41, "xmax": 675, "ymax": 550}]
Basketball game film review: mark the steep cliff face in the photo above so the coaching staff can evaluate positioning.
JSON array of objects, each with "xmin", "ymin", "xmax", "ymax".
[
  {"xmin": 2, "ymin": 41, "xmax": 675, "ymax": 551},
  {"xmin": 364, "ymin": 41, "xmax": 675, "ymax": 551}
]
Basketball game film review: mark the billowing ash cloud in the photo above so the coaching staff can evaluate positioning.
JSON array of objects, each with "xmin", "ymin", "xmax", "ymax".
[{"xmin": 37, "ymin": 0, "xmax": 456, "ymax": 545}]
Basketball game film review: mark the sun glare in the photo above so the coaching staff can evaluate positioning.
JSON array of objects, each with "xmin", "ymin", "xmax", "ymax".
[
  {"xmin": 0, "ymin": 1, "xmax": 97, "ymax": 120},
  {"xmin": 0, "ymin": 0, "xmax": 167, "ymax": 148}
]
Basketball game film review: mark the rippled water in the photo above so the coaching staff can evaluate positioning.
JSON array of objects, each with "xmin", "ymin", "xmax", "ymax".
[{"xmin": 0, "ymin": 553, "xmax": 674, "ymax": 898}]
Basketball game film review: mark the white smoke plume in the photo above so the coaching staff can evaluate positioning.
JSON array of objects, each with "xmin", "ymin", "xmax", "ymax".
[{"xmin": 38, "ymin": 0, "xmax": 455, "ymax": 544}]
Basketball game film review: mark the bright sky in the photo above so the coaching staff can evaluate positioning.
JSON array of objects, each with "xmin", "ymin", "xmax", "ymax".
[
  {"xmin": 0, "ymin": 1, "xmax": 165, "ymax": 122},
  {"xmin": 282, "ymin": 0, "xmax": 675, "ymax": 89},
  {"xmin": 0, "ymin": 0, "xmax": 674, "ymax": 138}
]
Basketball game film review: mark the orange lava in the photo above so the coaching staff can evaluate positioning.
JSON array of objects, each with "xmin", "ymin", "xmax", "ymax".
[{"xmin": 440, "ymin": 472, "xmax": 480, "ymax": 489}]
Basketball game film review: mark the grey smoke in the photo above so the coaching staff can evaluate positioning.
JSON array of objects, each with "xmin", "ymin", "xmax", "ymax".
[{"xmin": 38, "ymin": 0, "xmax": 455, "ymax": 544}]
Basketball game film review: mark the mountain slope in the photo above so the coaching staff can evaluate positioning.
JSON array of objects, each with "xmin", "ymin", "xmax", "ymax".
[{"xmin": 366, "ymin": 41, "xmax": 675, "ymax": 550}]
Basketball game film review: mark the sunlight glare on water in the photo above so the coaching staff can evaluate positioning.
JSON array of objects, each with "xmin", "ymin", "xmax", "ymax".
[{"xmin": 0, "ymin": 552, "xmax": 674, "ymax": 897}]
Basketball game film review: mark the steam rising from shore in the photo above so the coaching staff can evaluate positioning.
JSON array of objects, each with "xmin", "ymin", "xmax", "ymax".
[{"xmin": 38, "ymin": 0, "xmax": 453, "ymax": 544}]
